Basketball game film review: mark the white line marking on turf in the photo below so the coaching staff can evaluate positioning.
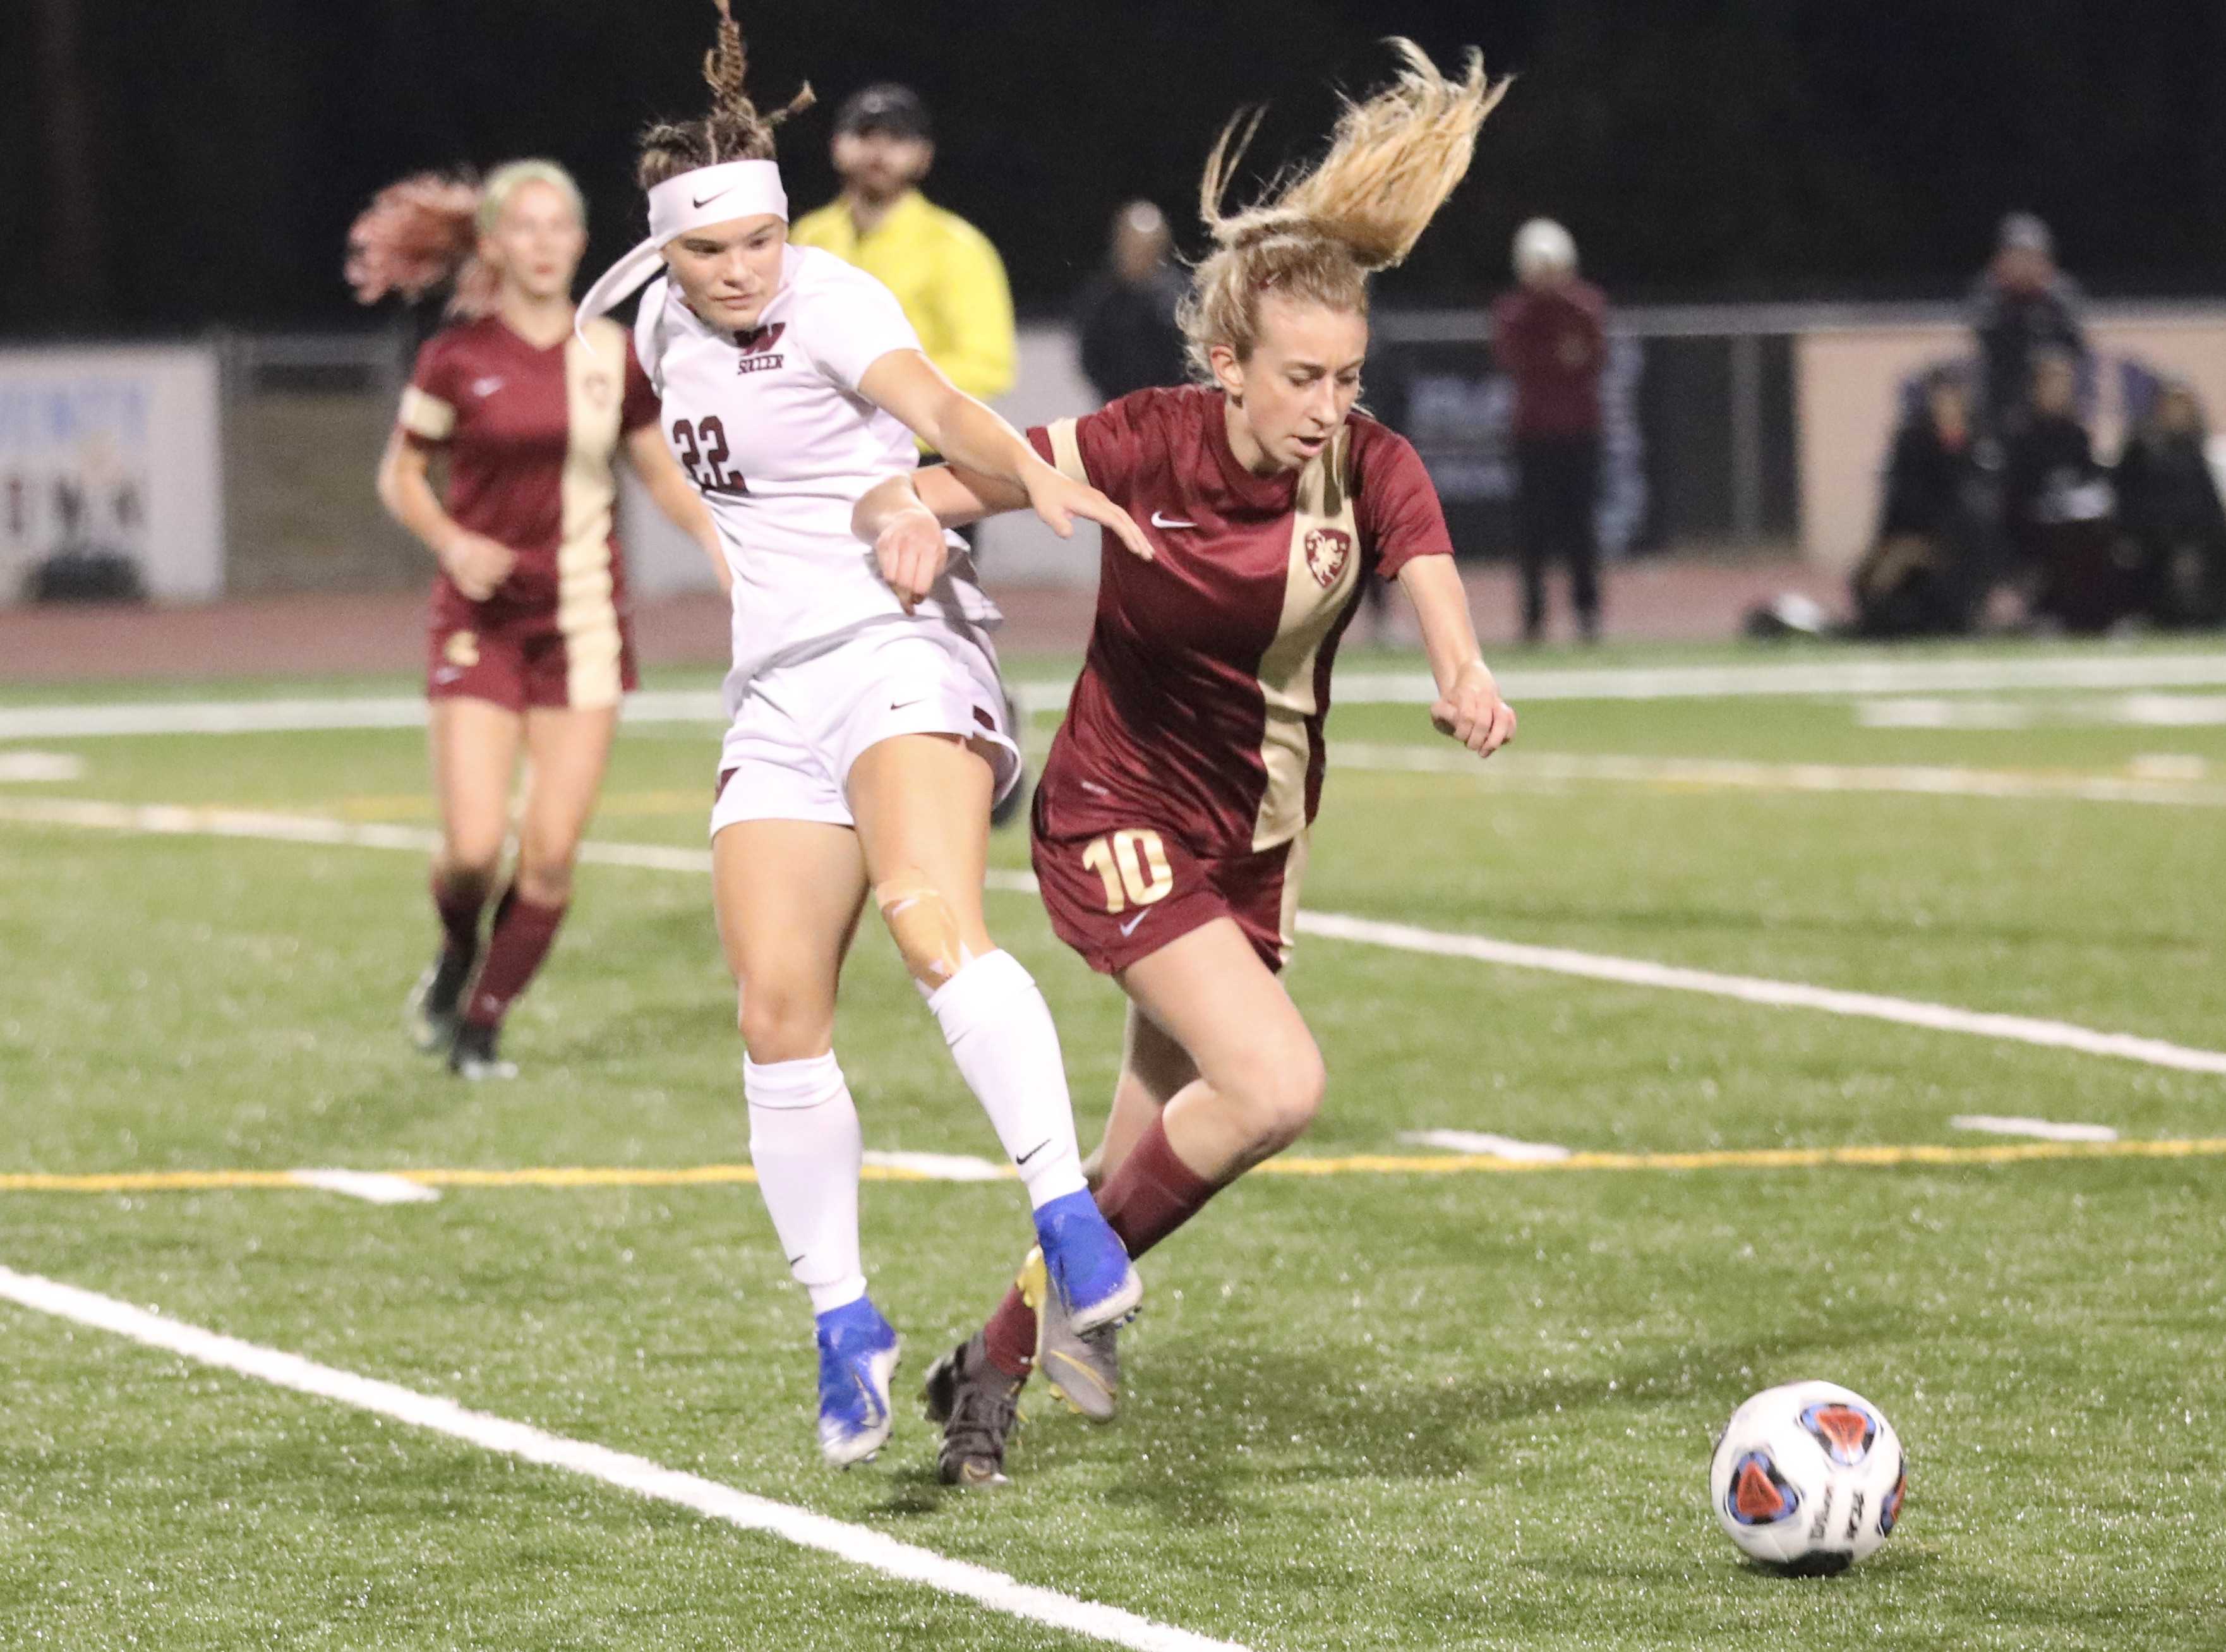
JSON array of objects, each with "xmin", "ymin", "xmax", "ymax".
[
  {"xmin": 15, "ymin": 654, "xmax": 2226, "ymax": 739},
  {"xmin": 287, "ymin": 1169, "xmax": 442, "ymax": 1203},
  {"xmin": 1862, "ymin": 693, "xmax": 2226, "ymax": 729},
  {"xmin": 1292, "ymin": 910, "xmax": 2226, "ymax": 1078},
  {"xmin": 1398, "ymin": 1130, "xmax": 1573, "ymax": 1162},
  {"xmin": 860, "ymin": 1150, "xmax": 1009, "ymax": 1181},
  {"xmin": 1333, "ymin": 743, "xmax": 2226, "ymax": 807},
  {"xmin": 1949, "ymin": 1114, "xmax": 2121, "ymax": 1143},
  {"xmin": 9, "ymin": 797, "xmax": 2225, "ymax": 1081},
  {"xmin": 0, "ymin": 1265, "xmax": 1250, "ymax": 1652},
  {"xmin": 0, "ymin": 751, "xmax": 85, "ymax": 781}
]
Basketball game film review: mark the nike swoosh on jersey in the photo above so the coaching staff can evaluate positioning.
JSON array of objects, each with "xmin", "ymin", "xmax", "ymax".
[
  {"xmin": 1117, "ymin": 910, "xmax": 1152, "ymax": 937},
  {"xmin": 1150, "ymin": 510, "xmax": 1198, "ymax": 529},
  {"xmin": 469, "ymin": 377, "xmax": 505, "ymax": 398}
]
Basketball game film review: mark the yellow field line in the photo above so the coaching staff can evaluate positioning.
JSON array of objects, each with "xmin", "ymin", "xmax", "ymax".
[{"xmin": 6, "ymin": 1136, "xmax": 2224, "ymax": 1196}]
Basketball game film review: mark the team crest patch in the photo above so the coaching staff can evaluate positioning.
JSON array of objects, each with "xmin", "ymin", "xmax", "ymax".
[
  {"xmin": 1725, "ymin": 1450, "xmax": 1800, "ymax": 1526},
  {"xmin": 1799, "ymin": 1401, "xmax": 1878, "ymax": 1467},
  {"xmin": 1304, "ymin": 526, "xmax": 1352, "ymax": 588},
  {"xmin": 735, "ymin": 322, "xmax": 786, "ymax": 375},
  {"xmin": 443, "ymin": 631, "xmax": 479, "ymax": 669}
]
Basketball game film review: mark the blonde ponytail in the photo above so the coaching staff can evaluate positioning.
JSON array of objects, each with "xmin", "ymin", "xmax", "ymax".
[{"xmin": 1180, "ymin": 40, "xmax": 1508, "ymax": 378}]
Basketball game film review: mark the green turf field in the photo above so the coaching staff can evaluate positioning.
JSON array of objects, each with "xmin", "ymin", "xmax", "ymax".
[{"xmin": 4, "ymin": 641, "xmax": 2223, "ymax": 1649}]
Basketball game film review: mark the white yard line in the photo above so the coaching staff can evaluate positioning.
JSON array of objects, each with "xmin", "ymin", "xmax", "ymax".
[
  {"xmin": 0, "ymin": 1265, "xmax": 1248, "ymax": 1652},
  {"xmin": 287, "ymin": 1169, "xmax": 443, "ymax": 1204},
  {"xmin": 8, "ymin": 796, "xmax": 2225, "ymax": 1080},
  {"xmin": 860, "ymin": 1150, "xmax": 1010, "ymax": 1181},
  {"xmin": 1291, "ymin": 910, "xmax": 2226, "ymax": 1078},
  {"xmin": 1862, "ymin": 693, "xmax": 2226, "ymax": 730},
  {"xmin": 13, "ymin": 654, "xmax": 2226, "ymax": 740},
  {"xmin": 0, "ymin": 751, "xmax": 85, "ymax": 781},
  {"xmin": 1397, "ymin": 1130, "xmax": 1573, "ymax": 1162},
  {"xmin": 1333, "ymin": 743, "xmax": 2226, "ymax": 807},
  {"xmin": 1949, "ymin": 1115, "xmax": 2121, "ymax": 1143}
]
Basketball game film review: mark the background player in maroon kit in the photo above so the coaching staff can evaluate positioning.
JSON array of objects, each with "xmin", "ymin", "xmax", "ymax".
[
  {"xmin": 853, "ymin": 42, "xmax": 1517, "ymax": 1485},
  {"xmin": 349, "ymin": 160, "xmax": 720, "ymax": 1077}
]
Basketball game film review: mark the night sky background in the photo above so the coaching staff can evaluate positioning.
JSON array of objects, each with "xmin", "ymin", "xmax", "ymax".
[{"xmin": 8, "ymin": 0, "xmax": 2225, "ymax": 334}]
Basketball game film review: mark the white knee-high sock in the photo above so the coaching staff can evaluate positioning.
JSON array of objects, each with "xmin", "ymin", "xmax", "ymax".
[
  {"xmin": 743, "ymin": 1052, "xmax": 867, "ymax": 1315},
  {"xmin": 926, "ymin": 950, "xmax": 1088, "ymax": 1209}
]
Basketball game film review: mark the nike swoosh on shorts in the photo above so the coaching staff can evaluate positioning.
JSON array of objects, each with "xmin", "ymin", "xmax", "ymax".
[{"xmin": 1150, "ymin": 510, "xmax": 1198, "ymax": 529}]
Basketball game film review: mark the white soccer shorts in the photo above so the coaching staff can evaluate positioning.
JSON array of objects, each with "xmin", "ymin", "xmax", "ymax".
[{"xmin": 709, "ymin": 624, "xmax": 1023, "ymax": 837}]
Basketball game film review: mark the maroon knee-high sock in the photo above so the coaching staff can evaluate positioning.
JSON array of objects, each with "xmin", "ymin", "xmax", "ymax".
[
  {"xmin": 431, "ymin": 866, "xmax": 493, "ymax": 967},
  {"xmin": 462, "ymin": 886, "xmax": 567, "ymax": 1031},
  {"xmin": 982, "ymin": 1112, "xmax": 1221, "ymax": 1378}
]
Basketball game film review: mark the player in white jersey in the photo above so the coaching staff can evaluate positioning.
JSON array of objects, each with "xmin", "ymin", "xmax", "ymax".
[{"xmin": 579, "ymin": 1, "xmax": 1153, "ymax": 1474}]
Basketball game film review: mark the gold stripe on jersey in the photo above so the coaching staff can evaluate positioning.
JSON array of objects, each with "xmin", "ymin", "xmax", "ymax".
[
  {"xmin": 556, "ymin": 318, "xmax": 629, "ymax": 709},
  {"xmin": 1249, "ymin": 428, "xmax": 1363, "ymax": 850},
  {"xmin": 1045, "ymin": 417, "xmax": 1089, "ymax": 485},
  {"xmin": 397, "ymin": 386, "xmax": 455, "ymax": 442},
  {"xmin": 1276, "ymin": 830, "xmax": 1311, "ymax": 964}
]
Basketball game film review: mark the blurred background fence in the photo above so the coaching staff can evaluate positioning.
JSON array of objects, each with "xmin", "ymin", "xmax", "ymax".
[{"xmin": 9, "ymin": 301, "xmax": 2226, "ymax": 606}]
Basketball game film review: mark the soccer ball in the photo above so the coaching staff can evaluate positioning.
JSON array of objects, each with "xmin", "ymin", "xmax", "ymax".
[{"xmin": 1708, "ymin": 1380, "xmax": 1906, "ymax": 1575}]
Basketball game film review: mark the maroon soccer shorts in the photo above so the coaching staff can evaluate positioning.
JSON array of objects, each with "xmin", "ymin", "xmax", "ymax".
[
  {"xmin": 1030, "ymin": 806, "xmax": 1307, "ymax": 977},
  {"xmin": 426, "ymin": 611, "xmax": 637, "ymax": 712}
]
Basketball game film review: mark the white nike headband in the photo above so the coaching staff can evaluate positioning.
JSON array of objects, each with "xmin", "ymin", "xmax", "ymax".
[{"xmin": 576, "ymin": 159, "xmax": 788, "ymax": 328}]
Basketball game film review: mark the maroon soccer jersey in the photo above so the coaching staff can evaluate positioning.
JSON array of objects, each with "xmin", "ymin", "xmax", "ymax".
[
  {"xmin": 1027, "ymin": 385, "xmax": 1455, "ymax": 858},
  {"xmin": 399, "ymin": 315, "xmax": 658, "ymax": 705}
]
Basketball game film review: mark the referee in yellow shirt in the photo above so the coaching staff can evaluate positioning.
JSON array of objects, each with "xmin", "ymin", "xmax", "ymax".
[{"xmin": 791, "ymin": 84, "xmax": 1016, "ymax": 404}]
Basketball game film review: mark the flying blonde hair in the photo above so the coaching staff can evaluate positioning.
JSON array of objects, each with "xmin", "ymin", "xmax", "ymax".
[
  {"xmin": 1180, "ymin": 40, "xmax": 1508, "ymax": 380},
  {"xmin": 636, "ymin": 0, "xmax": 814, "ymax": 189},
  {"xmin": 345, "ymin": 160, "xmax": 586, "ymax": 318}
]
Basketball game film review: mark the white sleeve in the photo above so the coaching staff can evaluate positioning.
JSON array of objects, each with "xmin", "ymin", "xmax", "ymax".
[
  {"xmin": 631, "ymin": 277, "xmax": 672, "ymax": 397},
  {"xmin": 805, "ymin": 267, "xmax": 923, "ymax": 393}
]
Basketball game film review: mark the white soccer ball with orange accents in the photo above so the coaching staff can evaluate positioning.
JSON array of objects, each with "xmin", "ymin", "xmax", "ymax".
[{"xmin": 1709, "ymin": 1380, "xmax": 1906, "ymax": 1574}]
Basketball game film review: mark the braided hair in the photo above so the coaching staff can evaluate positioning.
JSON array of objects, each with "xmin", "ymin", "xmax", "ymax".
[{"xmin": 637, "ymin": 0, "xmax": 814, "ymax": 189}]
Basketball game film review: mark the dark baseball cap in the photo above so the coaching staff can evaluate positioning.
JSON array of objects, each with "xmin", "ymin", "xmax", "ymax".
[{"xmin": 834, "ymin": 83, "xmax": 932, "ymax": 142}]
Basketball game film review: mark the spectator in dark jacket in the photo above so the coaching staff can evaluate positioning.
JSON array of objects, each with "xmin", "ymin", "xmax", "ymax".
[
  {"xmin": 1853, "ymin": 368, "xmax": 1992, "ymax": 636},
  {"xmin": 1492, "ymin": 217, "xmax": 1608, "ymax": 643},
  {"xmin": 1970, "ymin": 212, "xmax": 2090, "ymax": 440},
  {"xmin": 1073, "ymin": 201, "xmax": 1189, "ymax": 406},
  {"xmin": 2006, "ymin": 350, "xmax": 2122, "ymax": 631},
  {"xmin": 2115, "ymin": 380, "xmax": 2226, "ymax": 626}
]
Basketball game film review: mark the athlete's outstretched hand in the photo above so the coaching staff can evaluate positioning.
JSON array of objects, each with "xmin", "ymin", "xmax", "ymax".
[
  {"xmin": 1431, "ymin": 660, "xmax": 1517, "ymax": 757},
  {"xmin": 440, "ymin": 529, "xmax": 516, "ymax": 603},
  {"xmin": 1022, "ymin": 461, "xmax": 1155, "ymax": 564},
  {"xmin": 873, "ymin": 502, "xmax": 951, "ymax": 615}
]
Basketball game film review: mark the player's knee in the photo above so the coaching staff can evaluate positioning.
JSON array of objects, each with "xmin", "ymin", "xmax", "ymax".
[
  {"xmin": 874, "ymin": 871, "xmax": 976, "ymax": 990},
  {"xmin": 737, "ymin": 981, "xmax": 835, "ymax": 1063},
  {"xmin": 442, "ymin": 839, "xmax": 503, "ymax": 888},
  {"xmin": 1236, "ymin": 1046, "xmax": 1327, "ymax": 1155},
  {"xmin": 513, "ymin": 855, "xmax": 574, "ymax": 907}
]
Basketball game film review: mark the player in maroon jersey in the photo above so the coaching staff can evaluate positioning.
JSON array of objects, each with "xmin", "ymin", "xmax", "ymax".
[
  {"xmin": 852, "ymin": 42, "xmax": 1516, "ymax": 1485},
  {"xmin": 350, "ymin": 160, "xmax": 721, "ymax": 1077}
]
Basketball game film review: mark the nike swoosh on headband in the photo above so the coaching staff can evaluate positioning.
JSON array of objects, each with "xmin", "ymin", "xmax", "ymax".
[{"xmin": 691, "ymin": 187, "xmax": 736, "ymax": 210}]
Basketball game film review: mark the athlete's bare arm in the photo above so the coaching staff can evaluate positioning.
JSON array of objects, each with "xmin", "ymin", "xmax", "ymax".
[
  {"xmin": 623, "ymin": 422, "xmax": 731, "ymax": 598},
  {"xmin": 856, "ymin": 350, "xmax": 1153, "ymax": 560},
  {"xmin": 849, "ymin": 438, "xmax": 1144, "ymax": 613},
  {"xmin": 375, "ymin": 430, "xmax": 515, "ymax": 602},
  {"xmin": 1397, "ymin": 553, "xmax": 1517, "ymax": 756}
]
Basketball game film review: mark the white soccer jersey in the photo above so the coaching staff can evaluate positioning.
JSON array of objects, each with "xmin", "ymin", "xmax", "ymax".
[{"xmin": 634, "ymin": 244, "xmax": 999, "ymax": 692}]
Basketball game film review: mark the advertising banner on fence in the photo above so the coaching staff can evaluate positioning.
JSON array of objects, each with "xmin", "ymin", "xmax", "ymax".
[{"xmin": 0, "ymin": 346, "xmax": 224, "ymax": 605}]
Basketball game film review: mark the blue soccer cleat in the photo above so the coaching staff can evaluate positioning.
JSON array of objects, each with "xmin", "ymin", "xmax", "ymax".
[
  {"xmin": 1030, "ymin": 1190, "xmax": 1143, "ymax": 1337},
  {"xmin": 814, "ymin": 1296, "xmax": 900, "ymax": 1468}
]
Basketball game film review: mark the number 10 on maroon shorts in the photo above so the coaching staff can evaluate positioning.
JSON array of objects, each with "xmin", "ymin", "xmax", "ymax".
[{"xmin": 1029, "ymin": 817, "xmax": 1306, "ymax": 977}]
